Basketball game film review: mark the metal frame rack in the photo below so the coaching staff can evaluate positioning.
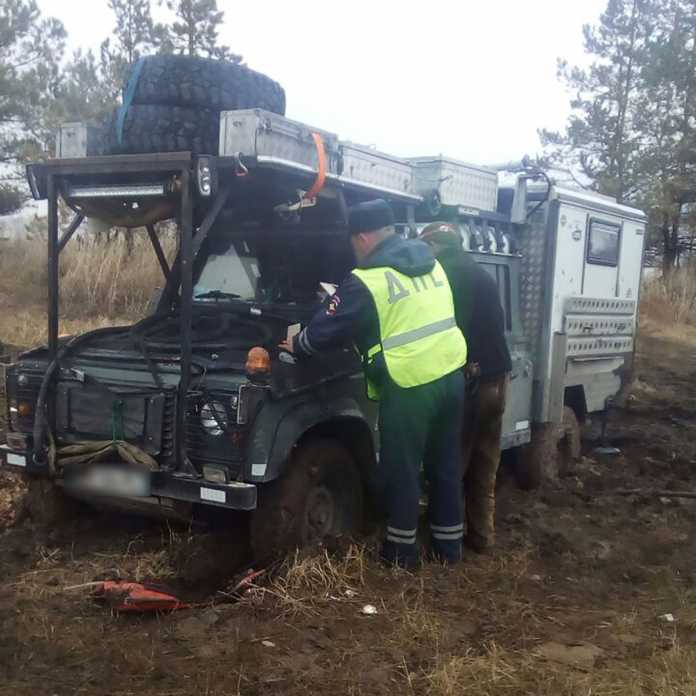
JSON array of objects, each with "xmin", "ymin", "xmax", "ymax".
[
  {"xmin": 26, "ymin": 149, "xmax": 407, "ymax": 472},
  {"xmin": 29, "ymin": 152, "xmax": 204, "ymax": 470}
]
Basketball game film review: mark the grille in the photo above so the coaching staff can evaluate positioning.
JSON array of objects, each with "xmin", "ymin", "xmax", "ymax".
[
  {"xmin": 185, "ymin": 394, "xmax": 245, "ymax": 474},
  {"xmin": 64, "ymin": 383, "xmax": 178, "ymax": 460},
  {"xmin": 161, "ymin": 390, "xmax": 177, "ymax": 462},
  {"xmin": 8, "ymin": 367, "xmax": 178, "ymax": 464}
]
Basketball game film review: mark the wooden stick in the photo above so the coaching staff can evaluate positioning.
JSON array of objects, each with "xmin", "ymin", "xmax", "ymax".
[
  {"xmin": 63, "ymin": 581, "xmax": 105, "ymax": 591},
  {"xmin": 613, "ymin": 489, "xmax": 696, "ymax": 499}
]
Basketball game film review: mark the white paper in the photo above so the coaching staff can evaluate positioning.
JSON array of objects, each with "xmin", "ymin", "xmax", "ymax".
[{"xmin": 286, "ymin": 323, "xmax": 301, "ymax": 342}]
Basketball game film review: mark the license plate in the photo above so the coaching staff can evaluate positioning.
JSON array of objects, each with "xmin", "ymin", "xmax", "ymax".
[
  {"xmin": 200, "ymin": 487, "xmax": 226, "ymax": 504},
  {"xmin": 68, "ymin": 466, "xmax": 150, "ymax": 498},
  {"xmin": 7, "ymin": 453, "xmax": 26, "ymax": 468}
]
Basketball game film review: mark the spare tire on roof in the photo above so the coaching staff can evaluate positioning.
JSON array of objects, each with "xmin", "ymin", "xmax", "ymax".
[
  {"xmin": 126, "ymin": 55, "xmax": 286, "ymax": 115},
  {"xmin": 108, "ymin": 104, "xmax": 220, "ymax": 155}
]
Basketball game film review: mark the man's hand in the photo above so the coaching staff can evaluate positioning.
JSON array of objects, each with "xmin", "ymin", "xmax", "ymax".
[{"xmin": 278, "ymin": 338, "xmax": 295, "ymax": 353}]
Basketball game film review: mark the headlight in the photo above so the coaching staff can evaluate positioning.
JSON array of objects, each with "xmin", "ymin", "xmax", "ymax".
[
  {"xmin": 196, "ymin": 156, "xmax": 217, "ymax": 197},
  {"xmin": 200, "ymin": 401, "xmax": 228, "ymax": 436}
]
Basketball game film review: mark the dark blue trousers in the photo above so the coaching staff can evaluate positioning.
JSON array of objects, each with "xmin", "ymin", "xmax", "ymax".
[{"xmin": 376, "ymin": 369, "xmax": 465, "ymax": 567}]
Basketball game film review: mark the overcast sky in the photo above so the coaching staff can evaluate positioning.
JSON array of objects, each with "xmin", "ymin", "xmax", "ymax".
[{"xmin": 38, "ymin": 0, "xmax": 606, "ymax": 165}]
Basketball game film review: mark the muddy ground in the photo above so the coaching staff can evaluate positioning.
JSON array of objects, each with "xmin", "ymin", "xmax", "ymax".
[{"xmin": 2, "ymin": 329, "xmax": 696, "ymax": 695}]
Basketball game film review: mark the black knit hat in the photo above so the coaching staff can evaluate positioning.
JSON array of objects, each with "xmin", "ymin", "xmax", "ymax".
[{"xmin": 348, "ymin": 199, "xmax": 395, "ymax": 236}]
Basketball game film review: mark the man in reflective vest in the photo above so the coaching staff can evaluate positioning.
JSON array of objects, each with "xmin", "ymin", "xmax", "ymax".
[
  {"xmin": 420, "ymin": 222, "xmax": 512, "ymax": 553},
  {"xmin": 281, "ymin": 199, "xmax": 468, "ymax": 567}
]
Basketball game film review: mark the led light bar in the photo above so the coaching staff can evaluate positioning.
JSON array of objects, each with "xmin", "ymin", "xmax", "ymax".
[{"xmin": 67, "ymin": 183, "xmax": 168, "ymax": 199}]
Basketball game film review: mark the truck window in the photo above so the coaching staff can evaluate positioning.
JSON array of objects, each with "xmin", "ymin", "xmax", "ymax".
[
  {"xmin": 194, "ymin": 238, "xmax": 260, "ymax": 301},
  {"xmin": 479, "ymin": 262, "xmax": 512, "ymax": 332},
  {"xmin": 193, "ymin": 227, "xmax": 355, "ymax": 306},
  {"xmin": 587, "ymin": 219, "xmax": 620, "ymax": 266}
]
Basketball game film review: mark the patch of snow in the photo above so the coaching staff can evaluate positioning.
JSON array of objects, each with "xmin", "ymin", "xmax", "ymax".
[{"xmin": 0, "ymin": 200, "xmax": 47, "ymax": 240}]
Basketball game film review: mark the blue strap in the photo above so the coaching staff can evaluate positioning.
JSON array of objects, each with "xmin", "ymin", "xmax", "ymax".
[{"xmin": 116, "ymin": 56, "xmax": 146, "ymax": 146}]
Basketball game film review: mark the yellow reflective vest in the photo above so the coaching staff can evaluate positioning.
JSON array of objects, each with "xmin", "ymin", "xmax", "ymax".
[{"xmin": 352, "ymin": 260, "xmax": 467, "ymax": 400}]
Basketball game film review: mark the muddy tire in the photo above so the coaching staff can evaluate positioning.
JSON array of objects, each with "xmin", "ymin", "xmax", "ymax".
[
  {"xmin": 250, "ymin": 440, "xmax": 364, "ymax": 562},
  {"xmin": 515, "ymin": 406, "xmax": 582, "ymax": 490},
  {"xmin": 108, "ymin": 104, "xmax": 220, "ymax": 155},
  {"xmin": 128, "ymin": 55, "xmax": 286, "ymax": 115},
  {"xmin": 21, "ymin": 475, "xmax": 78, "ymax": 527}
]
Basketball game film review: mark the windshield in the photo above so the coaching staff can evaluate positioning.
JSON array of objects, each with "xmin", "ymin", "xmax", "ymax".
[
  {"xmin": 194, "ymin": 238, "xmax": 260, "ymax": 301},
  {"xmin": 193, "ymin": 227, "xmax": 354, "ymax": 306}
]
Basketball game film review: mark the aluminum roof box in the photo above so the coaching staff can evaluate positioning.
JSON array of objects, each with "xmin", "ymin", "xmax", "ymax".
[
  {"xmin": 340, "ymin": 142, "xmax": 417, "ymax": 199},
  {"xmin": 408, "ymin": 156, "xmax": 498, "ymax": 213},
  {"xmin": 220, "ymin": 110, "xmax": 421, "ymax": 203},
  {"xmin": 219, "ymin": 109, "xmax": 341, "ymax": 176},
  {"xmin": 56, "ymin": 122, "xmax": 104, "ymax": 159}
]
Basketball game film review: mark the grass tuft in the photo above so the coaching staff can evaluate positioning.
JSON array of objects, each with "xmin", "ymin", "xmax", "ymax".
[{"xmin": 263, "ymin": 545, "xmax": 368, "ymax": 615}]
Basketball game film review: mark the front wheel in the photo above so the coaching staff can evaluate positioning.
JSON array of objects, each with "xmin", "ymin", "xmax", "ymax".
[{"xmin": 250, "ymin": 440, "xmax": 364, "ymax": 562}]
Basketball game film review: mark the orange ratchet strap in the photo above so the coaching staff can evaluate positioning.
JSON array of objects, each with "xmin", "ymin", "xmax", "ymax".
[{"xmin": 304, "ymin": 132, "xmax": 327, "ymax": 201}]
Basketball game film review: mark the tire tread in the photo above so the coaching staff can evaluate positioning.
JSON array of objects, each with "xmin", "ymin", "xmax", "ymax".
[{"xmin": 131, "ymin": 55, "xmax": 286, "ymax": 115}]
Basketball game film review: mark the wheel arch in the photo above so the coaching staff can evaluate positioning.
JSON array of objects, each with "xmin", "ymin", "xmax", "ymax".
[
  {"xmin": 564, "ymin": 385, "xmax": 587, "ymax": 424},
  {"xmin": 260, "ymin": 398, "xmax": 376, "ymax": 483},
  {"xmin": 295, "ymin": 416, "xmax": 376, "ymax": 485}
]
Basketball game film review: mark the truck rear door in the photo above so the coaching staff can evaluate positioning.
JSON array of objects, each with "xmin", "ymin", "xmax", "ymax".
[
  {"xmin": 617, "ymin": 220, "xmax": 646, "ymax": 302},
  {"xmin": 582, "ymin": 216, "xmax": 622, "ymax": 297},
  {"xmin": 554, "ymin": 201, "xmax": 644, "ymax": 304}
]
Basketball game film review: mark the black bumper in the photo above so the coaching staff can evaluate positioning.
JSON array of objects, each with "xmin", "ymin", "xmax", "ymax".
[{"xmin": 0, "ymin": 445, "xmax": 257, "ymax": 511}]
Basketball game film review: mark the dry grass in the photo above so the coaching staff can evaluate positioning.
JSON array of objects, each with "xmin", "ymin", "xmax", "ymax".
[
  {"xmin": 279, "ymin": 545, "xmax": 367, "ymax": 593},
  {"xmin": 0, "ymin": 232, "xmax": 174, "ymax": 347},
  {"xmin": 0, "ymin": 309, "xmax": 133, "ymax": 351},
  {"xmin": 395, "ymin": 575, "xmax": 444, "ymax": 647},
  {"xmin": 12, "ymin": 539, "xmax": 176, "ymax": 603},
  {"xmin": 265, "ymin": 545, "xmax": 369, "ymax": 615},
  {"xmin": 417, "ymin": 642, "xmax": 696, "ymax": 696},
  {"xmin": 641, "ymin": 268, "xmax": 696, "ymax": 339},
  {"xmin": 642, "ymin": 268, "xmax": 696, "ymax": 325},
  {"xmin": 423, "ymin": 644, "xmax": 519, "ymax": 696}
]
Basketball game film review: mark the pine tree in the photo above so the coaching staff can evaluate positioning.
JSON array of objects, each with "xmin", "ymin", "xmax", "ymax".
[
  {"xmin": 539, "ymin": 0, "xmax": 653, "ymax": 203},
  {"xmin": 546, "ymin": 0, "xmax": 696, "ymax": 274},
  {"xmin": 101, "ymin": 0, "xmax": 161, "ymax": 98},
  {"xmin": 0, "ymin": 0, "xmax": 65, "ymax": 214},
  {"xmin": 163, "ymin": 0, "xmax": 241, "ymax": 61},
  {"xmin": 58, "ymin": 50, "xmax": 117, "ymax": 123},
  {"xmin": 638, "ymin": 0, "xmax": 696, "ymax": 272},
  {"xmin": 10, "ymin": 48, "xmax": 119, "ymax": 173}
]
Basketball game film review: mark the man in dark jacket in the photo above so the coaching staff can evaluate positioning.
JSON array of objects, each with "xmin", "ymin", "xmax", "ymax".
[
  {"xmin": 420, "ymin": 222, "xmax": 512, "ymax": 552},
  {"xmin": 281, "ymin": 200, "xmax": 468, "ymax": 568}
]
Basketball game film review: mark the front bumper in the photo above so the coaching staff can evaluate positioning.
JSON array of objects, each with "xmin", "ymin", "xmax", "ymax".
[{"xmin": 0, "ymin": 445, "xmax": 257, "ymax": 511}]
